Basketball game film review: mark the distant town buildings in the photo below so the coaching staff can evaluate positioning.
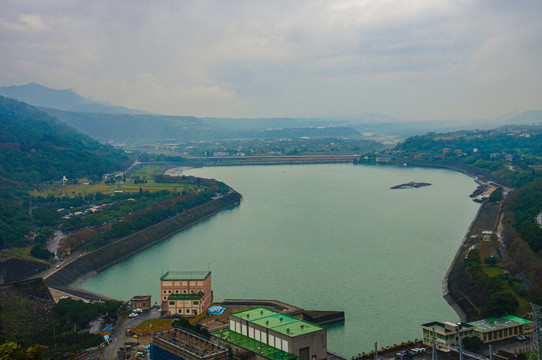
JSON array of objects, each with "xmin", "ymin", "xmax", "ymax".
[{"xmin": 160, "ymin": 271, "xmax": 213, "ymax": 316}]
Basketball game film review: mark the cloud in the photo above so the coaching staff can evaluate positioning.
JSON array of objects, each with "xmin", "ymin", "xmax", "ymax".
[{"xmin": 0, "ymin": 0, "xmax": 541, "ymax": 120}]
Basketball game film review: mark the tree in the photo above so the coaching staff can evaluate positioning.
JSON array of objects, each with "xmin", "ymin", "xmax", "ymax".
[
  {"xmin": 489, "ymin": 187, "xmax": 503, "ymax": 203},
  {"xmin": 0, "ymin": 341, "xmax": 27, "ymax": 360},
  {"xmin": 482, "ymin": 291, "xmax": 519, "ymax": 317},
  {"xmin": 484, "ymin": 256, "xmax": 498, "ymax": 266}
]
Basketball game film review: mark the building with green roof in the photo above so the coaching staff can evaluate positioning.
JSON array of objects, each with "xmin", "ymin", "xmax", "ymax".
[
  {"xmin": 421, "ymin": 315, "xmax": 532, "ymax": 346},
  {"xmin": 212, "ymin": 306, "xmax": 327, "ymax": 360},
  {"xmin": 468, "ymin": 315, "xmax": 532, "ymax": 343}
]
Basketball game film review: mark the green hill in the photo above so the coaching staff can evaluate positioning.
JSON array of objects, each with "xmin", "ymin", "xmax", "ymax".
[{"xmin": 0, "ymin": 96, "xmax": 129, "ymax": 187}]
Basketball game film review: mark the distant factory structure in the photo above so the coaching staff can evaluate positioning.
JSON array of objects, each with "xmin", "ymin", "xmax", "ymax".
[{"xmin": 160, "ymin": 270, "xmax": 213, "ymax": 316}]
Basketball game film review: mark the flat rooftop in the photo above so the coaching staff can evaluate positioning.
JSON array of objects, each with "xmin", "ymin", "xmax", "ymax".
[
  {"xmin": 420, "ymin": 321, "xmax": 474, "ymax": 333},
  {"xmin": 213, "ymin": 329, "xmax": 298, "ymax": 360},
  {"xmin": 161, "ymin": 271, "xmax": 210, "ymax": 281},
  {"xmin": 469, "ymin": 315, "xmax": 532, "ymax": 333},
  {"xmin": 154, "ymin": 328, "xmax": 227, "ymax": 359},
  {"xmin": 232, "ymin": 307, "xmax": 323, "ymax": 337}
]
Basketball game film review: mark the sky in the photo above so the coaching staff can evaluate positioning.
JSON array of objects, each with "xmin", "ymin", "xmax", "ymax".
[{"xmin": 0, "ymin": 1, "xmax": 541, "ymax": 121}]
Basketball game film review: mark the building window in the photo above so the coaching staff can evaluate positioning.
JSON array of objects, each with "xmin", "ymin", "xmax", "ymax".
[
  {"xmin": 169, "ymin": 301, "xmax": 174, "ymax": 305},
  {"xmin": 183, "ymin": 290, "xmax": 187, "ymax": 294},
  {"xmin": 191, "ymin": 290, "xmax": 195, "ymax": 294},
  {"xmin": 175, "ymin": 290, "xmax": 179, "ymax": 294},
  {"xmin": 168, "ymin": 290, "xmax": 171, "ymax": 294},
  {"xmin": 163, "ymin": 296, "xmax": 167, "ymax": 300},
  {"xmin": 178, "ymin": 309, "xmax": 182, "ymax": 313},
  {"xmin": 186, "ymin": 309, "xmax": 190, "ymax": 314},
  {"xmin": 163, "ymin": 290, "xmax": 167, "ymax": 294},
  {"xmin": 193, "ymin": 301, "xmax": 198, "ymax": 305}
]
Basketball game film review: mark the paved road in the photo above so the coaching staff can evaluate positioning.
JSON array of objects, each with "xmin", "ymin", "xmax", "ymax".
[{"xmin": 100, "ymin": 307, "xmax": 162, "ymax": 360}]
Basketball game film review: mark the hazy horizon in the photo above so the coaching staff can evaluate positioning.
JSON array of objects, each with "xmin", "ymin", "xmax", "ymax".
[{"xmin": 1, "ymin": 1, "xmax": 541, "ymax": 122}]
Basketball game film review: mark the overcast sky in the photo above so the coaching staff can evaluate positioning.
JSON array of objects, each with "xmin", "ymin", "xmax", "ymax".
[{"xmin": 1, "ymin": 1, "xmax": 541, "ymax": 121}]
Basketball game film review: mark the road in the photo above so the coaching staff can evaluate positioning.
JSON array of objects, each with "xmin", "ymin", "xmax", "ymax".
[{"xmin": 91, "ymin": 307, "xmax": 162, "ymax": 360}]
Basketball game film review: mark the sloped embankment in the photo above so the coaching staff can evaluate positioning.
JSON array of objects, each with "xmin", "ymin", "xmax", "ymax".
[
  {"xmin": 0, "ymin": 278, "xmax": 56, "ymax": 338},
  {"xmin": 46, "ymin": 191, "xmax": 242, "ymax": 289},
  {"xmin": 0, "ymin": 251, "xmax": 50, "ymax": 284},
  {"xmin": 443, "ymin": 201, "xmax": 501, "ymax": 321}
]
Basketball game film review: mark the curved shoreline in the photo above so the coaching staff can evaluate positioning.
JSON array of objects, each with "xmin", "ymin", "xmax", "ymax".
[
  {"xmin": 442, "ymin": 203, "xmax": 484, "ymax": 321},
  {"xmin": 45, "ymin": 191, "xmax": 242, "ymax": 293},
  {"xmin": 355, "ymin": 159, "xmax": 501, "ymax": 320},
  {"xmin": 48, "ymin": 161, "xmax": 489, "ymax": 322}
]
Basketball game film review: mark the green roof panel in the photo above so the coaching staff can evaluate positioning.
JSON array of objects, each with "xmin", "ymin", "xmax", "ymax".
[
  {"xmin": 469, "ymin": 315, "xmax": 532, "ymax": 333},
  {"xmin": 160, "ymin": 271, "xmax": 210, "ymax": 280},
  {"xmin": 212, "ymin": 330, "xmax": 298, "ymax": 360}
]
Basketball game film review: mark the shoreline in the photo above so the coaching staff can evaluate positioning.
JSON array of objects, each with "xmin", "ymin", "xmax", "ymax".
[
  {"xmin": 442, "ymin": 203, "xmax": 484, "ymax": 321},
  {"xmin": 44, "ymin": 190, "xmax": 242, "ymax": 295},
  {"xmin": 48, "ymin": 161, "xmax": 488, "ymax": 323},
  {"xmin": 354, "ymin": 159, "xmax": 501, "ymax": 320}
]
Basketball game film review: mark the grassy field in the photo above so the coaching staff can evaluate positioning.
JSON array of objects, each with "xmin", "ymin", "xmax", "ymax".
[
  {"xmin": 482, "ymin": 266, "xmax": 503, "ymax": 277},
  {"xmin": 127, "ymin": 163, "xmax": 180, "ymax": 178},
  {"xmin": 29, "ymin": 180, "xmax": 194, "ymax": 198},
  {"xmin": 135, "ymin": 318, "xmax": 174, "ymax": 329}
]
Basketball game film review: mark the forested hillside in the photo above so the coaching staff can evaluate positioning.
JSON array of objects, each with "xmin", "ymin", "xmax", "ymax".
[
  {"xmin": 0, "ymin": 96, "xmax": 129, "ymax": 249},
  {"xmin": 0, "ymin": 96, "xmax": 129, "ymax": 189}
]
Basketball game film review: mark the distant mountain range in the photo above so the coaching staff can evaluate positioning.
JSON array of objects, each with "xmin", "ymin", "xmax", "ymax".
[
  {"xmin": 0, "ymin": 83, "xmax": 151, "ymax": 115},
  {"xmin": 1, "ymin": 83, "xmax": 541, "ymax": 145}
]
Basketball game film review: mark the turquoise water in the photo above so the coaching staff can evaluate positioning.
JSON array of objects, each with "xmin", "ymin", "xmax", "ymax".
[{"xmin": 80, "ymin": 164, "xmax": 479, "ymax": 355}]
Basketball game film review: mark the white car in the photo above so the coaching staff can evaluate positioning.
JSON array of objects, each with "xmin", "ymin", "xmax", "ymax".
[{"xmin": 128, "ymin": 312, "xmax": 138, "ymax": 318}]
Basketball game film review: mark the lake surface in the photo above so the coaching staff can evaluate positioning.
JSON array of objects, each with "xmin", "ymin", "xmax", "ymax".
[{"xmin": 81, "ymin": 164, "xmax": 480, "ymax": 355}]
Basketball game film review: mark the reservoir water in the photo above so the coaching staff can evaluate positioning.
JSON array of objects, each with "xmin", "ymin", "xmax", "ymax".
[{"xmin": 81, "ymin": 164, "xmax": 480, "ymax": 355}]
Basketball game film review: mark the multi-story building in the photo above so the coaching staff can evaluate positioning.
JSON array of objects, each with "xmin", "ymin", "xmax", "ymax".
[
  {"xmin": 160, "ymin": 271, "xmax": 213, "ymax": 316},
  {"xmin": 421, "ymin": 315, "xmax": 532, "ymax": 346},
  {"xmin": 420, "ymin": 321, "xmax": 475, "ymax": 347},
  {"xmin": 213, "ymin": 306, "xmax": 327, "ymax": 360}
]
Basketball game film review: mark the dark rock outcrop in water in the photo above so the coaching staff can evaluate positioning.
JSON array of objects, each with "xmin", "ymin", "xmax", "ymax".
[{"xmin": 390, "ymin": 181, "xmax": 431, "ymax": 189}]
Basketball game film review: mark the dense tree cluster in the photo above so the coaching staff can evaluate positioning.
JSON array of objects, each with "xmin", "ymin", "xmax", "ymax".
[
  {"xmin": 2, "ymin": 298, "xmax": 128, "ymax": 359},
  {"xmin": 0, "ymin": 96, "xmax": 129, "ymax": 189},
  {"xmin": 508, "ymin": 179, "xmax": 542, "ymax": 252},
  {"xmin": 465, "ymin": 249, "xmax": 520, "ymax": 316},
  {"xmin": 392, "ymin": 127, "xmax": 542, "ymax": 188}
]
